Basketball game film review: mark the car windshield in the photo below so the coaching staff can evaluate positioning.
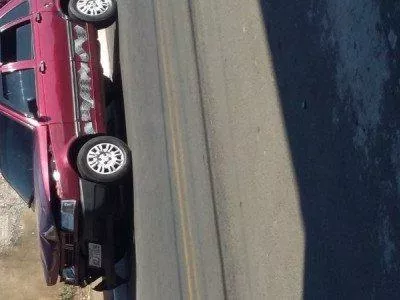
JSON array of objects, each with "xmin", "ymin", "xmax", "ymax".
[
  {"xmin": 0, "ymin": 112, "xmax": 33, "ymax": 202},
  {"xmin": 0, "ymin": 69, "xmax": 36, "ymax": 116}
]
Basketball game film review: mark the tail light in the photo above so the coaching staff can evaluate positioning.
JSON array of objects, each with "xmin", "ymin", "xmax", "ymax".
[{"xmin": 60, "ymin": 200, "xmax": 76, "ymax": 232}]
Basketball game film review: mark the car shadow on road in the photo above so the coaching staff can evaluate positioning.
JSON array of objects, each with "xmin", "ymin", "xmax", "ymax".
[
  {"xmin": 104, "ymin": 22, "xmax": 136, "ymax": 299},
  {"xmin": 259, "ymin": 0, "xmax": 400, "ymax": 298}
]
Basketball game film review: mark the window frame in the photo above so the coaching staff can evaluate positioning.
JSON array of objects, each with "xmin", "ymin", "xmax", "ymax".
[
  {"xmin": 0, "ymin": 0, "xmax": 29, "ymax": 29},
  {"xmin": 0, "ymin": 5, "xmax": 36, "ymax": 116},
  {"xmin": 0, "ymin": 15, "xmax": 33, "ymax": 66},
  {"xmin": 0, "ymin": 19, "xmax": 33, "ymax": 64},
  {"xmin": 0, "ymin": 68, "xmax": 37, "ymax": 116}
]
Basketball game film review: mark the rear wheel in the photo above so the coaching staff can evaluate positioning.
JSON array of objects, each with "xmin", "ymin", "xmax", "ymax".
[
  {"xmin": 77, "ymin": 136, "xmax": 131, "ymax": 183},
  {"xmin": 68, "ymin": 0, "xmax": 117, "ymax": 29}
]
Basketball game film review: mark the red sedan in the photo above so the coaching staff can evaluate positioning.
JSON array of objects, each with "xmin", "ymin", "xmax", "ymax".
[{"xmin": 0, "ymin": 0, "xmax": 131, "ymax": 289}]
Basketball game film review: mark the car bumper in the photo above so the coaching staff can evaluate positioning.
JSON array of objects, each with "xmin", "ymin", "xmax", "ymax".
[{"xmin": 59, "ymin": 179, "xmax": 130, "ymax": 287}]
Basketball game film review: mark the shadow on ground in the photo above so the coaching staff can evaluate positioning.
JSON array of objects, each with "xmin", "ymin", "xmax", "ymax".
[
  {"xmin": 102, "ymin": 22, "xmax": 136, "ymax": 300},
  {"xmin": 259, "ymin": 0, "xmax": 400, "ymax": 298}
]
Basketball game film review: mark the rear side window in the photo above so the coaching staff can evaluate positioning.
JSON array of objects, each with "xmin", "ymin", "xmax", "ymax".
[
  {"xmin": 0, "ymin": 69, "xmax": 36, "ymax": 115},
  {"xmin": 0, "ymin": 1, "xmax": 29, "ymax": 28},
  {"xmin": 0, "ymin": 21, "xmax": 32, "ymax": 63}
]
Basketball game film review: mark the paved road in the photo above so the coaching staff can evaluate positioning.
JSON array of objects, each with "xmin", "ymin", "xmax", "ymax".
[{"xmin": 116, "ymin": 0, "xmax": 400, "ymax": 299}]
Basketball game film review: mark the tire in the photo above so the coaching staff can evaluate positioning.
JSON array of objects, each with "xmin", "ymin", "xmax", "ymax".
[
  {"xmin": 77, "ymin": 136, "xmax": 131, "ymax": 183},
  {"xmin": 68, "ymin": 0, "xmax": 117, "ymax": 29}
]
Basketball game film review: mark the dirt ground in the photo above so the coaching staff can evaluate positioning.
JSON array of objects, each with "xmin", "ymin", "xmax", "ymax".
[
  {"xmin": 0, "ymin": 205, "xmax": 64, "ymax": 299},
  {"xmin": 0, "ymin": 177, "xmax": 102, "ymax": 299}
]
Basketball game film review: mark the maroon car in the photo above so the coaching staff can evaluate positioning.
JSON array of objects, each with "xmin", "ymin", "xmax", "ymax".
[{"xmin": 0, "ymin": 0, "xmax": 132, "ymax": 289}]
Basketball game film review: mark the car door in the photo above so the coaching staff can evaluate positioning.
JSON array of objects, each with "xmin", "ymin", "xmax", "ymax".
[
  {"xmin": 34, "ymin": 124, "xmax": 61, "ymax": 286},
  {"xmin": 0, "ymin": 111, "xmax": 60, "ymax": 285},
  {"xmin": 0, "ymin": 112, "xmax": 34, "ymax": 204},
  {"xmin": 31, "ymin": 0, "xmax": 75, "ymax": 124}
]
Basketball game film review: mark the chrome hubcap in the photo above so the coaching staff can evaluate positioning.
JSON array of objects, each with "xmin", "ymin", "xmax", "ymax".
[
  {"xmin": 76, "ymin": 0, "xmax": 112, "ymax": 16},
  {"xmin": 86, "ymin": 142, "xmax": 125, "ymax": 175}
]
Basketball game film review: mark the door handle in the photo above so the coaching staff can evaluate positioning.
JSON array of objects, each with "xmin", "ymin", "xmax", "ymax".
[
  {"xmin": 35, "ymin": 12, "xmax": 42, "ymax": 23},
  {"xmin": 39, "ymin": 61, "xmax": 46, "ymax": 73}
]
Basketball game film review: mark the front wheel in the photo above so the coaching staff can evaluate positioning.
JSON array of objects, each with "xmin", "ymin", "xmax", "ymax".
[
  {"xmin": 68, "ymin": 0, "xmax": 117, "ymax": 29},
  {"xmin": 77, "ymin": 136, "xmax": 131, "ymax": 183}
]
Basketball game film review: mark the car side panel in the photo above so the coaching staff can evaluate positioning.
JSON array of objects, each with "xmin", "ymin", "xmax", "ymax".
[
  {"xmin": 33, "ymin": 0, "xmax": 60, "ymax": 13},
  {"xmin": 87, "ymin": 24, "xmax": 106, "ymax": 134},
  {"xmin": 70, "ymin": 21, "xmax": 106, "ymax": 134},
  {"xmin": 32, "ymin": 11, "xmax": 106, "ymax": 133},
  {"xmin": 33, "ymin": 11, "xmax": 75, "ymax": 123},
  {"xmin": 47, "ymin": 122, "xmax": 80, "ymax": 200}
]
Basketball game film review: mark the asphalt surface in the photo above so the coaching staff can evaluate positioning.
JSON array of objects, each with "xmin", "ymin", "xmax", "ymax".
[
  {"xmin": 116, "ymin": 0, "xmax": 224, "ymax": 298},
  {"xmin": 116, "ymin": 0, "xmax": 400, "ymax": 299}
]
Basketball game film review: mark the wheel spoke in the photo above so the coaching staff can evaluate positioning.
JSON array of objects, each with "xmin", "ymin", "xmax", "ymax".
[
  {"xmin": 88, "ymin": 160, "xmax": 98, "ymax": 168},
  {"xmin": 94, "ymin": 146, "xmax": 102, "ymax": 153}
]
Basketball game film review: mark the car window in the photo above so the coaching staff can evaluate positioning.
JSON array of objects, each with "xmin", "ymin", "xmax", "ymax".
[
  {"xmin": 0, "ymin": 21, "xmax": 32, "ymax": 63},
  {"xmin": 0, "ymin": 112, "xmax": 33, "ymax": 203},
  {"xmin": 0, "ymin": 1, "xmax": 29, "ymax": 28},
  {"xmin": 0, "ymin": 69, "xmax": 36, "ymax": 115}
]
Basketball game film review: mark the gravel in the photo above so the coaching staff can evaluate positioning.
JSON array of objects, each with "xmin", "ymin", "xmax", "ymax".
[{"xmin": 0, "ymin": 174, "xmax": 26, "ymax": 255}]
